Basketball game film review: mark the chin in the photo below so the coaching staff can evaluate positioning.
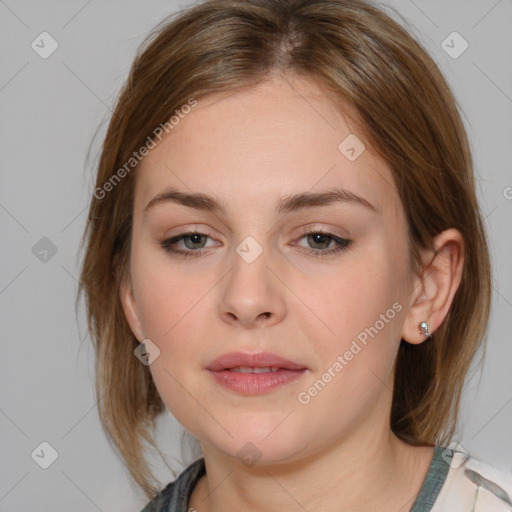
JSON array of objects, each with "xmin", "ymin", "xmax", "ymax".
[{"xmin": 200, "ymin": 423, "xmax": 307, "ymax": 467}]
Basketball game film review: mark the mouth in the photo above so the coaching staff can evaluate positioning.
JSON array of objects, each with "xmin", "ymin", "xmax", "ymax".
[
  {"xmin": 227, "ymin": 366, "xmax": 280, "ymax": 373},
  {"xmin": 206, "ymin": 351, "xmax": 308, "ymax": 395},
  {"xmin": 206, "ymin": 351, "xmax": 307, "ymax": 372}
]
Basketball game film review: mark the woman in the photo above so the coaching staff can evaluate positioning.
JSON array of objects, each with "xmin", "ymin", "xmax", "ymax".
[{"xmin": 77, "ymin": 0, "xmax": 512, "ymax": 510}]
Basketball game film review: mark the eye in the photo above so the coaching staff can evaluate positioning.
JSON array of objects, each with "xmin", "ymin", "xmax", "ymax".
[
  {"xmin": 294, "ymin": 229, "xmax": 352, "ymax": 258},
  {"xmin": 159, "ymin": 228, "xmax": 352, "ymax": 258},
  {"xmin": 159, "ymin": 230, "xmax": 217, "ymax": 258}
]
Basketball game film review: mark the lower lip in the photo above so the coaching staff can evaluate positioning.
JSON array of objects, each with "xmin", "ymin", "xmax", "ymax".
[{"xmin": 208, "ymin": 368, "xmax": 307, "ymax": 395}]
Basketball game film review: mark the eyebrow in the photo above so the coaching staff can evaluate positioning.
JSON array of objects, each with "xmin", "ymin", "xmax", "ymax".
[{"xmin": 143, "ymin": 186, "xmax": 377, "ymax": 216}]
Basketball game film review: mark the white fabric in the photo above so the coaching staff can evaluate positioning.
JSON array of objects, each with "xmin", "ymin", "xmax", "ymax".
[{"xmin": 432, "ymin": 451, "xmax": 512, "ymax": 511}]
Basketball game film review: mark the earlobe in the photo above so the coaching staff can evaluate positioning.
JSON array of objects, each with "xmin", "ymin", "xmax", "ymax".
[
  {"xmin": 401, "ymin": 228, "xmax": 464, "ymax": 345},
  {"xmin": 119, "ymin": 275, "xmax": 144, "ymax": 342}
]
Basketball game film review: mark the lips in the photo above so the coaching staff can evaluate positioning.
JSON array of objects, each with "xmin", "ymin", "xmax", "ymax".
[
  {"xmin": 206, "ymin": 351, "xmax": 307, "ymax": 372},
  {"xmin": 206, "ymin": 351, "xmax": 308, "ymax": 395}
]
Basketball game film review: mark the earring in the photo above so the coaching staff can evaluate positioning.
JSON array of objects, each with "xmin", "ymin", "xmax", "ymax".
[{"xmin": 418, "ymin": 321, "xmax": 431, "ymax": 338}]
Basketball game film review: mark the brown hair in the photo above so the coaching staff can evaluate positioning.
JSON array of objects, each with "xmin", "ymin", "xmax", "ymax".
[{"xmin": 77, "ymin": 0, "xmax": 491, "ymax": 499}]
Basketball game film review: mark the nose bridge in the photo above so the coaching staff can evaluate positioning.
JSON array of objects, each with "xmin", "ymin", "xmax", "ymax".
[
  {"xmin": 229, "ymin": 232, "xmax": 272, "ymax": 295},
  {"xmin": 219, "ymin": 230, "xmax": 285, "ymax": 326}
]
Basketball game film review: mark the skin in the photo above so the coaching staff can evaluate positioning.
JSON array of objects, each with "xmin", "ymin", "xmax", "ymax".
[{"xmin": 120, "ymin": 73, "xmax": 464, "ymax": 512}]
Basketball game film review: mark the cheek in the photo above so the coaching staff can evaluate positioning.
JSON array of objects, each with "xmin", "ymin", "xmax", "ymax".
[
  {"xmin": 130, "ymin": 244, "xmax": 208, "ymax": 342},
  {"xmin": 296, "ymin": 263, "xmax": 405, "ymax": 424},
  {"xmin": 297, "ymin": 252, "xmax": 407, "ymax": 415},
  {"xmin": 305, "ymin": 250, "xmax": 404, "ymax": 346}
]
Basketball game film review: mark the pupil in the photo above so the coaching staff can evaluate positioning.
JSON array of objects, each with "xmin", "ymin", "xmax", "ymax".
[
  {"xmin": 187, "ymin": 233, "xmax": 205, "ymax": 248},
  {"xmin": 309, "ymin": 233, "xmax": 329, "ymax": 248}
]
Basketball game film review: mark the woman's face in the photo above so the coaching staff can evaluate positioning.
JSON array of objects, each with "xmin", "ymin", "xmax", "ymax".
[{"xmin": 121, "ymin": 74, "xmax": 415, "ymax": 465}]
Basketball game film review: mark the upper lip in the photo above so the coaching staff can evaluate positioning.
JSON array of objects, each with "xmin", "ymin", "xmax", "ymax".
[{"xmin": 206, "ymin": 351, "xmax": 307, "ymax": 371}]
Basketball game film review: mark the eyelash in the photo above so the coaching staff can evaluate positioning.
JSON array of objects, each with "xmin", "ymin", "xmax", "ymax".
[{"xmin": 159, "ymin": 228, "xmax": 352, "ymax": 259}]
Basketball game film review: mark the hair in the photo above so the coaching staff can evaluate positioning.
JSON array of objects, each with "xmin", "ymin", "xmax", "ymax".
[{"xmin": 77, "ymin": 0, "xmax": 492, "ymax": 500}]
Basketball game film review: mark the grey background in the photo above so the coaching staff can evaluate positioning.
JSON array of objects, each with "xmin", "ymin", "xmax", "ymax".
[{"xmin": 1, "ymin": 0, "xmax": 511, "ymax": 510}]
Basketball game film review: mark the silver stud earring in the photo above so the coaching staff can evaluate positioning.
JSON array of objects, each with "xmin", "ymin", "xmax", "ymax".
[{"xmin": 418, "ymin": 321, "xmax": 431, "ymax": 338}]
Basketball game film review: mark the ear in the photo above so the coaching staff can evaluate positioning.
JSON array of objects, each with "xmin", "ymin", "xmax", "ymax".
[
  {"xmin": 119, "ymin": 273, "xmax": 145, "ymax": 342},
  {"xmin": 402, "ymin": 228, "xmax": 464, "ymax": 344}
]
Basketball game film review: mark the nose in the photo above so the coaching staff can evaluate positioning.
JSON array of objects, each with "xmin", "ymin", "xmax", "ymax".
[{"xmin": 218, "ymin": 239, "xmax": 286, "ymax": 329}]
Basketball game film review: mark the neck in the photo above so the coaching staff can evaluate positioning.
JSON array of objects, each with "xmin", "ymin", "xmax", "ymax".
[{"xmin": 189, "ymin": 427, "xmax": 434, "ymax": 512}]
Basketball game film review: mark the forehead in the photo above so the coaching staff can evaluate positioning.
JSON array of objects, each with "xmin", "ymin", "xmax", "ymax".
[{"xmin": 135, "ymin": 75, "xmax": 400, "ymax": 218}]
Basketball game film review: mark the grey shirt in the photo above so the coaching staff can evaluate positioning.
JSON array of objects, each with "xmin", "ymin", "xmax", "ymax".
[{"xmin": 141, "ymin": 445, "xmax": 450, "ymax": 512}]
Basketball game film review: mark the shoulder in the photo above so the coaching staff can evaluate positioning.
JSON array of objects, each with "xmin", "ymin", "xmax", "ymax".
[
  {"xmin": 432, "ymin": 447, "xmax": 512, "ymax": 511},
  {"xmin": 140, "ymin": 458, "xmax": 206, "ymax": 512}
]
